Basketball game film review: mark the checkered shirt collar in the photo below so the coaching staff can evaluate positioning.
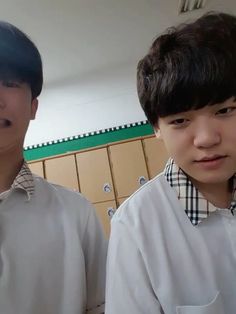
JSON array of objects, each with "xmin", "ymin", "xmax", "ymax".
[
  {"xmin": 11, "ymin": 161, "xmax": 35, "ymax": 200},
  {"xmin": 164, "ymin": 158, "xmax": 236, "ymax": 226}
]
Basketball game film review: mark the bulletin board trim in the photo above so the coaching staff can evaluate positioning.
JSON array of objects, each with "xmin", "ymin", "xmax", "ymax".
[{"xmin": 24, "ymin": 120, "xmax": 154, "ymax": 161}]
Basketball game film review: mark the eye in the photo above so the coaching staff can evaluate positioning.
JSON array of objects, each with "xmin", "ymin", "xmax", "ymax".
[
  {"xmin": 169, "ymin": 118, "xmax": 188, "ymax": 127},
  {"xmin": 216, "ymin": 107, "xmax": 236, "ymax": 115}
]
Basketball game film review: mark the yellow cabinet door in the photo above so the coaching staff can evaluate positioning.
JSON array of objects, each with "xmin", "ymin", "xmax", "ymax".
[
  {"xmin": 44, "ymin": 155, "xmax": 79, "ymax": 191},
  {"xmin": 76, "ymin": 148, "xmax": 115, "ymax": 203},
  {"xmin": 93, "ymin": 200, "xmax": 117, "ymax": 238},
  {"xmin": 143, "ymin": 137, "xmax": 169, "ymax": 179},
  {"xmin": 109, "ymin": 140, "xmax": 149, "ymax": 198},
  {"xmin": 117, "ymin": 197, "xmax": 128, "ymax": 207},
  {"xmin": 28, "ymin": 161, "xmax": 44, "ymax": 178}
]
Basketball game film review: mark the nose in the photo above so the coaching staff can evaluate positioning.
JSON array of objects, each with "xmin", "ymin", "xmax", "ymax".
[{"xmin": 193, "ymin": 121, "xmax": 221, "ymax": 148}]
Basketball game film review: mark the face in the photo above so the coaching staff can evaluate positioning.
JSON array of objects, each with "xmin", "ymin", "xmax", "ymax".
[
  {"xmin": 0, "ymin": 80, "xmax": 38, "ymax": 154},
  {"xmin": 156, "ymin": 97, "xmax": 236, "ymax": 192}
]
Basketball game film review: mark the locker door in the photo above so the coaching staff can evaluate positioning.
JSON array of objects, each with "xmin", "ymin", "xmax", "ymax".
[
  {"xmin": 93, "ymin": 200, "xmax": 117, "ymax": 238},
  {"xmin": 109, "ymin": 140, "xmax": 149, "ymax": 198},
  {"xmin": 28, "ymin": 161, "xmax": 44, "ymax": 177},
  {"xmin": 143, "ymin": 137, "xmax": 169, "ymax": 179},
  {"xmin": 44, "ymin": 155, "xmax": 79, "ymax": 190},
  {"xmin": 117, "ymin": 197, "xmax": 128, "ymax": 207},
  {"xmin": 76, "ymin": 148, "xmax": 115, "ymax": 203}
]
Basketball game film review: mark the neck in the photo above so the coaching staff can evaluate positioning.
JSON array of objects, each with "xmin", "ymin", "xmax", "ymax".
[
  {"xmin": 192, "ymin": 179, "xmax": 233, "ymax": 209},
  {"xmin": 0, "ymin": 148, "xmax": 24, "ymax": 193}
]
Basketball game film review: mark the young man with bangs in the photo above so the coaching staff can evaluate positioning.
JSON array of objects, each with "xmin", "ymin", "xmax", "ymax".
[
  {"xmin": 105, "ymin": 12, "xmax": 236, "ymax": 314},
  {"xmin": 0, "ymin": 22, "xmax": 107, "ymax": 314}
]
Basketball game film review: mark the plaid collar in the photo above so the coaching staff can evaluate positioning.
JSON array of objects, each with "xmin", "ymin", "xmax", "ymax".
[
  {"xmin": 11, "ymin": 161, "xmax": 35, "ymax": 200},
  {"xmin": 164, "ymin": 158, "xmax": 236, "ymax": 225}
]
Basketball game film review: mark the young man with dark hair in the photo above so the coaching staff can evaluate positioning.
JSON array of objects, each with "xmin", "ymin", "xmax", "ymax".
[
  {"xmin": 106, "ymin": 12, "xmax": 236, "ymax": 313},
  {"xmin": 0, "ymin": 21, "xmax": 107, "ymax": 314}
]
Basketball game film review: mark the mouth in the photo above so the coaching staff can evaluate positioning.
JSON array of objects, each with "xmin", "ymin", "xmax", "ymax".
[
  {"xmin": 195, "ymin": 155, "xmax": 227, "ymax": 167},
  {"xmin": 193, "ymin": 155, "xmax": 228, "ymax": 170},
  {"xmin": 195, "ymin": 155, "xmax": 227, "ymax": 163},
  {"xmin": 0, "ymin": 119, "xmax": 12, "ymax": 128}
]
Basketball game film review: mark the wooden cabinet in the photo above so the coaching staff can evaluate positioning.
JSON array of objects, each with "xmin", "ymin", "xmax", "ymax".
[
  {"xmin": 93, "ymin": 200, "xmax": 117, "ymax": 238},
  {"xmin": 28, "ymin": 161, "xmax": 44, "ymax": 177},
  {"xmin": 29, "ymin": 135, "xmax": 169, "ymax": 237},
  {"xmin": 76, "ymin": 148, "xmax": 115, "ymax": 203},
  {"xmin": 109, "ymin": 140, "xmax": 149, "ymax": 198},
  {"xmin": 117, "ymin": 197, "xmax": 128, "ymax": 207},
  {"xmin": 143, "ymin": 137, "xmax": 169, "ymax": 179},
  {"xmin": 44, "ymin": 155, "xmax": 79, "ymax": 190}
]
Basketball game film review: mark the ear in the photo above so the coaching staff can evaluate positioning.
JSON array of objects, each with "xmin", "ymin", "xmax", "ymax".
[
  {"xmin": 30, "ymin": 98, "xmax": 38, "ymax": 120},
  {"xmin": 154, "ymin": 126, "xmax": 162, "ymax": 139}
]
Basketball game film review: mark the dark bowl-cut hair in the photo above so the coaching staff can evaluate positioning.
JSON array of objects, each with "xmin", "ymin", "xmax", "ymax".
[
  {"xmin": 0, "ymin": 21, "xmax": 43, "ymax": 99},
  {"xmin": 137, "ymin": 12, "xmax": 236, "ymax": 126}
]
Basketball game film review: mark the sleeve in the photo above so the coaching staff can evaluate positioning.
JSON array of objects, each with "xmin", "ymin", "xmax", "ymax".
[
  {"xmin": 82, "ymin": 204, "xmax": 108, "ymax": 314},
  {"xmin": 105, "ymin": 217, "xmax": 163, "ymax": 314}
]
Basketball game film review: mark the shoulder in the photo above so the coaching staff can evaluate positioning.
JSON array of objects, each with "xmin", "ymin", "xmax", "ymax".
[
  {"xmin": 113, "ymin": 172, "xmax": 178, "ymax": 226},
  {"xmin": 33, "ymin": 175, "xmax": 85, "ymax": 198},
  {"xmin": 32, "ymin": 175, "xmax": 93, "ymax": 215},
  {"xmin": 31, "ymin": 175, "xmax": 102, "ymax": 238}
]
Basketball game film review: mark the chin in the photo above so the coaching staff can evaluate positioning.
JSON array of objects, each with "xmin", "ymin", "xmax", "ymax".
[{"xmin": 191, "ymin": 173, "xmax": 233, "ymax": 185}]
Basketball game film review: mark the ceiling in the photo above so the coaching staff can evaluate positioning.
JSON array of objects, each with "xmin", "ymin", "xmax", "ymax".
[{"xmin": 1, "ymin": 0, "xmax": 235, "ymax": 87}]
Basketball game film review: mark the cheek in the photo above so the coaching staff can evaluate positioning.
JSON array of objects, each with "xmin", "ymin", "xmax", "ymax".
[
  {"xmin": 165, "ymin": 145, "xmax": 182, "ymax": 161},
  {"xmin": 228, "ymin": 131, "xmax": 236, "ymax": 143},
  {"xmin": 12, "ymin": 103, "xmax": 33, "ymax": 128},
  {"xmin": 161, "ymin": 133, "xmax": 187, "ymax": 159}
]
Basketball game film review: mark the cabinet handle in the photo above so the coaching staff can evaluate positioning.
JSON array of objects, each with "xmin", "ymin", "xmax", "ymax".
[
  {"xmin": 107, "ymin": 207, "xmax": 115, "ymax": 219},
  {"xmin": 138, "ymin": 176, "xmax": 147, "ymax": 186},
  {"xmin": 103, "ymin": 183, "xmax": 112, "ymax": 193}
]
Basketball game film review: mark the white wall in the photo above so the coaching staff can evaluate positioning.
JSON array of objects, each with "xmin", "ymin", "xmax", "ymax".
[{"xmin": 25, "ymin": 62, "xmax": 146, "ymax": 146}]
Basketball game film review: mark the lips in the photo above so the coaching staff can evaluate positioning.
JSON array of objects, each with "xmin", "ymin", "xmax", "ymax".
[
  {"xmin": 196, "ymin": 155, "xmax": 226, "ymax": 162},
  {"xmin": 193, "ymin": 155, "xmax": 227, "ymax": 170},
  {"xmin": 0, "ymin": 119, "xmax": 11, "ymax": 128}
]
